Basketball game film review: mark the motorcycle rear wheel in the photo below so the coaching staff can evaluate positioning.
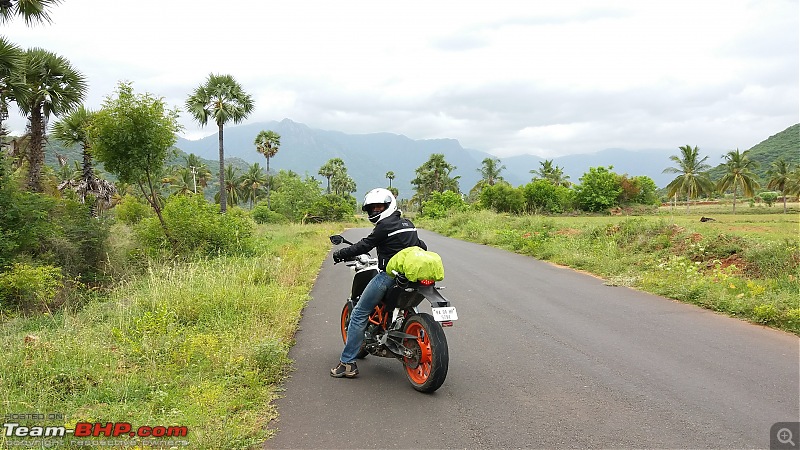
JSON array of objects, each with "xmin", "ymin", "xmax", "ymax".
[
  {"xmin": 402, "ymin": 313, "xmax": 449, "ymax": 393},
  {"xmin": 340, "ymin": 302, "xmax": 368, "ymax": 359}
]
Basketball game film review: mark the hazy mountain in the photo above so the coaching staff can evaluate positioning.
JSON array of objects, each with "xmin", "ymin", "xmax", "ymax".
[{"xmin": 145, "ymin": 119, "xmax": 796, "ymax": 198}]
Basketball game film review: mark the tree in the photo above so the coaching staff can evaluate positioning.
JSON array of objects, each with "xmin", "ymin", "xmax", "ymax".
[
  {"xmin": 0, "ymin": 0, "xmax": 62, "ymax": 25},
  {"xmin": 89, "ymin": 82, "xmax": 182, "ymax": 240},
  {"xmin": 663, "ymin": 145, "xmax": 714, "ymax": 212},
  {"xmin": 182, "ymin": 153, "xmax": 212, "ymax": 193},
  {"xmin": 241, "ymin": 162, "xmax": 268, "ymax": 208},
  {"xmin": 386, "ymin": 171, "xmax": 395, "ymax": 188},
  {"xmin": 767, "ymin": 159, "xmax": 793, "ymax": 213},
  {"xmin": 51, "ymin": 106, "xmax": 115, "ymax": 216},
  {"xmin": 318, "ymin": 158, "xmax": 345, "ymax": 194},
  {"xmin": 0, "ymin": 37, "xmax": 22, "ymax": 138},
  {"xmin": 331, "ymin": 171, "xmax": 356, "ymax": 197},
  {"xmin": 185, "ymin": 73, "xmax": 253, "ymax": 213},
  {"xmin": 253, "ymin": 129, "xmax": 280, "ymax": 209},
  {"xmin": 214, "ymin": 165, "xmax": 242, "ymax": 207},
  {"xmin": 716, "ymin": 148, "xmax": 760, "ymax": 214},
  {"xmin": 14, "ymin": 47, "xmax": 86, "ymax": 192},
  {"xmin": 411, "ymin": 153, "xmax": 460, "ymax": 204},
  {"xmin": 531, "ymin": 159, "xmax": 570, "ymax": 187},
  {"xmin": 574, "ymin": 166, "xmax": 623, "ymax": 212},
  {"xmin": 478, "ymin": 157, "xmax": 505, "ymax": 187},
  {"xmin": 479, "ymin": 183, "xmax": 524, "ymax": 214}
]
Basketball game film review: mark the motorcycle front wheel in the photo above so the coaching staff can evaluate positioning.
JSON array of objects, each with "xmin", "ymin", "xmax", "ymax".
[
  {"xmin": 340, "ymin": 302, "xmax": 368, "ymax": 359},
  {"xmin": 402, "ymin": 313, "xmax": 449, "ymax": 393}
]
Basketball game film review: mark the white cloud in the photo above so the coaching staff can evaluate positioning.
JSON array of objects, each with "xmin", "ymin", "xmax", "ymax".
[{"xmin": 2, "ymin": 0, "xmax": 797, "ymax": 158}]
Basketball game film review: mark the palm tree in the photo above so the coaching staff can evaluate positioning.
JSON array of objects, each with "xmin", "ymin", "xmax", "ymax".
[
  {"xmin": 767, "ymin": 159, "xmax": 793, "ymax": 214},
  {"xmin": 214, "ymin": 165, "xmax": 242, "ymax": 207},
  {"xmin": 1, "ymin": 0, "xmax": 62, "ymax": 25},
  {"xmin": 165, "ymin": 167, "xmax": 195, "ymax": 197},
  {"xmin": 182, "ymin": 153, "xmax": 212, "ymax": 192},
  {"xmin": 0, "ymin": 37, "xmax": 22, "ymax": 138},
  {"xmin": 185, "ymin": 73, "xmax": 254, "ymax": 213},
  {"xmin": 52, "ymin": 106, "xmax": 93, "ymax": 183},
  {"xmin": 478, "ymin": 157, "xmax": 505, "ymax": 187},
  {"xmin": 241, "ymin": 162, "xmax": 268, "ymax": 208},
  {"xmin": 254, "ymin": 129, "xmax": 280, "ymax": 209},
  {"xmin": 716, "ymin": 148, "xmax": 760, "ymax": 214},
  {"xmin": 531, "ymin": 159, "xmax": 570, "ymax": 187},
  {"xmin": 318, "ymin": 158, "xmax": 345, "ymax": 194},
  {"xmin": 662, "ymin": 145, "xmax": 714, "ymax": 212},
  {"xmin": 14, "ymin": 47, "xmax": 86, "ymax": 192},
  {"xmin": 386, "ymin": 171, "xmax": 395, "ymax": 188}
]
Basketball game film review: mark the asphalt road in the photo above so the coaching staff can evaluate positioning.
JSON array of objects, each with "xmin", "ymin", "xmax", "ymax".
[{"xmin": 266, "ymin": 228, "xmax": 799, "ymax": 449}]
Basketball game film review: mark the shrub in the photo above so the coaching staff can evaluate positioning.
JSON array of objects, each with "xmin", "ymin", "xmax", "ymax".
[
  {"xmin": 251, "ymin": 204, "xmax": 289, "ymax": 224},
  {"xmin": 0, "ymin": 263, "xmax": 63, "ymax": 310},
  {"xmin": 478, "ymin": 184, "xmax": 524, "ymax": 213},
  {"xmin": 114, "ymin": 194, "xmax": 153, "ymax": 224},
  {"xmin": 136, "ymin": 195, "xmax": 255, "ymax": 256},
  {"xmin": 421, "ymin": 190, "xmax": 468, "ymax": 219},
  {"xmin": 308, "ymin": 194, "xmax": 357, "ymax": 222}
]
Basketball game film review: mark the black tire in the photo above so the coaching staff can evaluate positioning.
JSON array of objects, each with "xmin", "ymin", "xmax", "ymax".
[
  {"xmin": 340, "ymin": 302, "xmax": 368, "ymax": 359},
  {"xmin": 402, "ymin": 313, "xmax": 449, "ymax": 393}
]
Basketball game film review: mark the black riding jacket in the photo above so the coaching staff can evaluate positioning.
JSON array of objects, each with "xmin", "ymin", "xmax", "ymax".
[{"xmin": 335, "ymin": 211, "xmax": 426, "ymax": 271}]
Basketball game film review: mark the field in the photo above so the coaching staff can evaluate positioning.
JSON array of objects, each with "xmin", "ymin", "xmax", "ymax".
[{"xmin": 417, "ymin": 204, "xmax": 800, "ymax": 334}]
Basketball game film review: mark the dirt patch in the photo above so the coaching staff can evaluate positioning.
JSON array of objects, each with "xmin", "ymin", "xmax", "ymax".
[{"xmin": 555, "ymin": 228, "xmax": 581, "ymax": 237}]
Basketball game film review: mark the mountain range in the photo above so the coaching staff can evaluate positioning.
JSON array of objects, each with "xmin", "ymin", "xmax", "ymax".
[
  {"xmin": 43, "ymin": 119, "xmax": 797, "ymax": 201},
  {"xmin": 178, "ymin": 118, "xmax": 736, "ymax": 199}
]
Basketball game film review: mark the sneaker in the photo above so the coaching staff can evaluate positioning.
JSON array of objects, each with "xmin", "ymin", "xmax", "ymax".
[{"xmin": 330, "ymin": 361, "xmax": 358, "ymax": 378}]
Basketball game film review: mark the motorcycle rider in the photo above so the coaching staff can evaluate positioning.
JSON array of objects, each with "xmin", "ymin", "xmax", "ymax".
[{"xmin": 330, "ymin": 188, "xmax": 426, "ymax": 378}]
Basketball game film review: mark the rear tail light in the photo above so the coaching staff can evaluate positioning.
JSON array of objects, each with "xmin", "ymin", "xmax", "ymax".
[
  {"xmin": 419, "ymin": 279, "xmax": 434, "ymax": 286},
  {"xmin": 440, "ymin": 321, "xmax": 454, "ymax": 327}
]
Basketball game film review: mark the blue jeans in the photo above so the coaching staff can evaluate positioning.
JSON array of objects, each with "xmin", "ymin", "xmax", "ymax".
[{"xmin": 341, "ymin": 271, "xmax": 395, "ymax": 363}]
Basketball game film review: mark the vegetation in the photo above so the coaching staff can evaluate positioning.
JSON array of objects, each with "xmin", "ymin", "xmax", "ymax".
[
  {"xmin": 185, "ymin": 73, "xmax": 254, "ymax": 213},
  {"xmin": 1, "ymin": 5, "xmax": 798, "ymax": 446},
  {"xmin": 417, "ymin": 207, "xmax": 800, "ymax": 334},
  {"xmin": 254, "ymin": 129, "xmax": 281, "ymax": 209}
]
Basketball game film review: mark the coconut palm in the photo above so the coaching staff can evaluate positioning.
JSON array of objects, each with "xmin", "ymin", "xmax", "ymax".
[
  {"xmin": 182, "ymin": 153, "xmax": 212, "ymax": 192},
  {"xmin": 14, "ymin": 47, "xmax": 86, "ymax": 192},
  {"xmin": 386, "ymin": 171, "xmax": 395, "ymax": 188},
  {"xmin": 663, "ymin": 145, "xmax": 714, "ymax": 212},
  {"xmin": 254, "ymin": 129, "xmax": 280, "ymax": 209},
  {"xmin": 478, "ymin": 157, "xmax": 505, "ymax": 187},
  {"xmin": 716, "ymin": 148, "xmax": 760, "ymax": 214},
  {"xmin": 214, "ymin": 165, "xmax": 242, "ymax": 207},
  {"xmin": 165, "ymin": 167, "xmax": 196, "ymax": 197},
  {"xmin": 531, "ymin": 159, "xmax": 570, "ymax": 187},
  {"xmin": 185, "ymin": 73, "xmax": 253, "ymax": 213},
  {"xmin": 767, "ymin": 159, "xmax": 794, "ymax": 214},
  {"xmin": 0, "ymin": 0, "xmax": 62, "ymax": 25},
  {"xmin": 241, "ymin": 162, "xmax": 267, "ymax": 208}
]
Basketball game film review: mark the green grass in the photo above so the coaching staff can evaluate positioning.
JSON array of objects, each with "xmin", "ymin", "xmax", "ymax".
[
  {"xmin": 0, "ymin": 223, "xmax": 339, "ymax": 450},
  {"xmin": 418, "ymin": 208, "xmax": 800, "ymax": 334}
]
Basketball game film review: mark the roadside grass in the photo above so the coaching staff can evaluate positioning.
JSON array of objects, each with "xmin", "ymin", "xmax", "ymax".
[
  {"xmin": 0, "ymin": 223, "xmax": 338, "ymax": 450},
  {"xmin": 417, "ymin": 208, "xmax": 800, "ymax": 334}
]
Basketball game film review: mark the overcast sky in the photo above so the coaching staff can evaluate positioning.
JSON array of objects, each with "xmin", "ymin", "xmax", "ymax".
[{"xmin": 3, "ymin": 0, "xmax": 798, "ymax": 158}]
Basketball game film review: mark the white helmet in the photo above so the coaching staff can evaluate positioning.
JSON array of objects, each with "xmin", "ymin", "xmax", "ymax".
[{"xmin": 362, "ymin": 188, "xmax": 397, "ymax": 224}]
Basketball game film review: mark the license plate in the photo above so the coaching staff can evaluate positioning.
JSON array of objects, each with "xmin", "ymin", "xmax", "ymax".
[{"xmin": 432, "ymin": 306, "xmax": 458, "ymax": 322}]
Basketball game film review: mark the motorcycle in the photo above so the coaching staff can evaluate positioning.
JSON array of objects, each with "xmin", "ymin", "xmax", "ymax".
[{"xmin": 330, "ymin": 234, "xmax": 457, "ymax": 393}]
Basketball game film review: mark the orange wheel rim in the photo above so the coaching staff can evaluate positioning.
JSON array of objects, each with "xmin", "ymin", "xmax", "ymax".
[
  {"xmin": 340, "ymin": 306, "xmax": 349, "ymax": 343},
  {"xmin": 404, "ymin": 322, "xmax": 432, "ymax": 384}
]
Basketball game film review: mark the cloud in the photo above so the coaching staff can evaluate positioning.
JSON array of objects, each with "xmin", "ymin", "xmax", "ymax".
[{"xmin": 1, "ymin": 0, "xmax": 796, "ymax": 160}]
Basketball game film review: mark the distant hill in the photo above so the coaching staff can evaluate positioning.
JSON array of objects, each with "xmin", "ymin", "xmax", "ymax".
[
  {"xmin": 39, "ymin": 119, "xmax": 797, "ymax": 198},
  {"xmin": 174, "ymin": 118, "xmax": 718, "ymax": 196},
  {"xmin": 706, "ymin": 123, "xmax": 800, "ymax": 183}
]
